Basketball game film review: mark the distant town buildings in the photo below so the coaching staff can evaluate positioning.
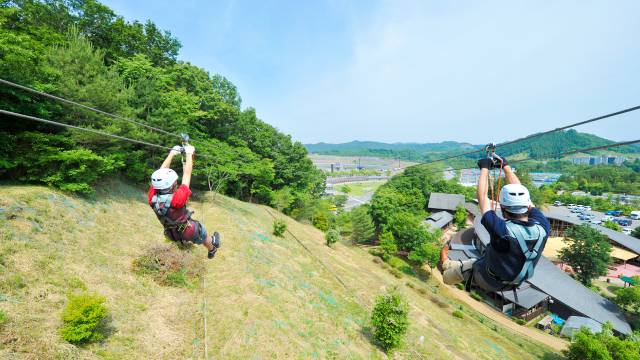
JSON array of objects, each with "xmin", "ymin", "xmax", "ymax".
[{"xmin": 571, "ymin": 155, "xmax": 627, "ymax": 166}]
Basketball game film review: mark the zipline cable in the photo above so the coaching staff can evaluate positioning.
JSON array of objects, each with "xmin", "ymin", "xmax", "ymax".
[
  {"xmin": 432, "ymin": 139, "xmax": 640, "ymax": 176},
  {"xmin": 1, "ymin": 109, "xmax": 172, "ymax": 151},
  {"xmin": 420, "ymin": 104, "xmax": 640, "ymax": 165},
  {"xmin": 0, "ymin": 78, "xmax": 183, "ymax": 140},
  {"xmin": 0, "ymin": 109, "xmax": 219, "ymax": 161}
]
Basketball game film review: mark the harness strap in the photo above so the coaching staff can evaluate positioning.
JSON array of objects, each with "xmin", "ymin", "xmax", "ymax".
[{"xmin": 505, "ymin": 221, "xmax": 547, "ymax": 285}]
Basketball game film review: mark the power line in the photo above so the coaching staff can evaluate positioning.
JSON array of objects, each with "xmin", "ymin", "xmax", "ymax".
[
  {"xmin": 420, "ymin": 104, "xmax": 640, "ymax": 165},
  {"xmin": 0, "ymin": 78, "xmax": 182, "ymax": 140},
  {"xmin": 1, "ymin": 109, "xmax": 172, "ymax": 151}
]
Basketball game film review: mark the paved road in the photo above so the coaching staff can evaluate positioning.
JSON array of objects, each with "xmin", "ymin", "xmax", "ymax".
[
  {"xmin": 547, "ymin": 205, "xmax": 639, "ymax": 231},
  {"xmin": 344, "ymin": 193, "xmax": 373, "ymax": 210}
]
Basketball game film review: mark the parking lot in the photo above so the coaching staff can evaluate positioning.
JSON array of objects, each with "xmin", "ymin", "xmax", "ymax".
[{"xmin": 547, "ymin": 205, "xmax": 639, "ymax": 232}]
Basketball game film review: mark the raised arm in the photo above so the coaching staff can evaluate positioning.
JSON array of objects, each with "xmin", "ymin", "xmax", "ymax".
[
  {"xmin": 477, "ymin": 159, "xmax": 492, "ymax": 214},
  {"xmin": 160, "ymin": 146, "xmax": 182, "ymax": 169},
  {"xmin": 181, "ymin": 145, "xmax": 195, "ymax": 188},
  {"xmin": 503, "ymin": 164, "xmax": 520, "ymax": 185}
]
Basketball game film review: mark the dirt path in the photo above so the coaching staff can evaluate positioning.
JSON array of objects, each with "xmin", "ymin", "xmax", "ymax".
[{"xmin": 431, "ymin": 270, "xmax": 568, "ymax": 352}]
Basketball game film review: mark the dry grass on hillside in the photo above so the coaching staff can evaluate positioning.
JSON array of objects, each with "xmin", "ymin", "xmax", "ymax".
[{"xmin": 0, "ymin": 183, "xmax": 561, "ymax": 359}]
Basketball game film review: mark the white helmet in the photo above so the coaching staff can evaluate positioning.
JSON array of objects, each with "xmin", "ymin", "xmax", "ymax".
[
  {"xmin": 500, "ymin": 183, "xmax": 531, "ymax": 214},
  {"xmin": 151, "ymin": 168, "xmax": 178, "ymax": 191}
]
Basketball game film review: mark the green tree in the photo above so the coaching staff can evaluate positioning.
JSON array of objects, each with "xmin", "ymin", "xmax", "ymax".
[
  {"xmin": 350, "ymin": 206, "xmax": 375, "ymax": 244},
  {"xmin": 339, "ymin": 184, "xmax": 352, "ymax": 194},
  {"xmin": 453, "ymin": 204, "xmax": 467, "ymax": 230},
  {"xmin": 379, "ymin": 231, "xmax": 397, "ymax": 257},
  {"xmin": 370, "ymin": 291, "xmax": 409, "ymax": 353},
  {"xmin": 602, "ymin": 221, "xmax": 622, "ymax": 232},
  {"xmin": 631, "ymin": 227, "xmax": 640, "ymax": 239},
  {"xmin": 615, "ymin": 286, "xmax": 640, "ymax": 313},
  {"xmin": 384, "ymin": 212, "xmax": 433, "ymax": 252},
  {"xmin": 408, "ymin": 241, "xmax": 441, "ymax": 269},
  {"xmin": 559, "ymin": 224, "xmax": 612, "ymax": 286},
  {"xmin": 564, "ymin": 329, "xmax": 612, "ymax": 360}
]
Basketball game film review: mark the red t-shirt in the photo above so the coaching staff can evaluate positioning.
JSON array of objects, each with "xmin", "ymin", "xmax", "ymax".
[
  {"xmin": 148, "ymin": 184, "xmax": 192, "ymax": 207},
  {"xmin": 148, "ymin": 184, "xmax": 197, "ymax": 239}
]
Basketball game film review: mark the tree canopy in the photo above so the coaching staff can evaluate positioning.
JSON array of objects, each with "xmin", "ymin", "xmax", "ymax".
[{"xmin": 0, "ymin": 0, "xmax": 324, "ymax": 216}]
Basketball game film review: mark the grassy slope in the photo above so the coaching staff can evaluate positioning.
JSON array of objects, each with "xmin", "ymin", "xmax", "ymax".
[{"xmin": 0, "ymin": 182, "xmax": 559, "ymax": 359}]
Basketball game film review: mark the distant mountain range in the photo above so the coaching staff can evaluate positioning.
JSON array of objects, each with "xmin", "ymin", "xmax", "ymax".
[{"xmin": 305, "ymin": 130, "xmax": 640, "ymax": 162}]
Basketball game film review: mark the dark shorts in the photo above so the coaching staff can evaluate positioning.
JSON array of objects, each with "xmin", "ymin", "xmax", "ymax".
[
  {"xmin": 164, "ymin": 220, "xmax": 208, "ymax": 245},
  {"xmin": 472, "ymin": 257, "xmax": 515, "ymax": 293}
]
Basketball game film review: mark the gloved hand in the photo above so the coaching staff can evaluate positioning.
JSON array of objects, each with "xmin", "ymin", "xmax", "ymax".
[
  {"xmin": 170, "ymin": 145, "xmax": 182, "ymax": 156},
  {"xmin": 493, "ymin": 154, "xmax": 508, "ymax": 166},
  {"xmin": 184, "ymin": 145, "xmax": 195, "ymax": 155},
  {"xmin": 477, "ymin": 158, "xmax": 494, "ymax": 170}
]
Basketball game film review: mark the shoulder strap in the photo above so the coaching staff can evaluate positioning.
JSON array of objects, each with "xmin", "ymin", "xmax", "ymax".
[
  {"xmin": 505, "ymin": 221, "xmax": 547, "ymax": 285},
  {"xmin": 151, "ymin": 193, "xmax": 173, "ymax": 217}
]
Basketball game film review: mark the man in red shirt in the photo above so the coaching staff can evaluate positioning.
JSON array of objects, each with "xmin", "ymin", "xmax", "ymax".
[{"xmin": 148, "ymin": 145, "xmax": 220, "ymax": 258}]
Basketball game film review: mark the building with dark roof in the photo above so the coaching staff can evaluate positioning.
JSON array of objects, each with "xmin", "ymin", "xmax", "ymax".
[
  {"xmin": 446, "ymin": 213, "xmax": 632, "ymax": 335},
  {"xmin": 428, "ymin": 193, "xmax": 465, "ymax": 212},
  {"xmin": 543, "ymin": 207, "xmax": 640, "ymax": 256},
  {"xmin": 423, "ymin": 211, "xmax": 454, "ymax": 232}
]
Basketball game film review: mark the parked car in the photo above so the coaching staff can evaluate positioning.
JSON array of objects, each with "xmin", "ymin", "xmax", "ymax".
[
  {"xmin": 615, "ymin": 219, "xmax": 632, "ymax": 227},
  {"xmin": 584, "ymin": 206, "xmax": 592, "ymax": 211},
  {"xmin": 630, "ymin": 211, "xmax": 640, "ymax": 220},
  {"xmin": 590, "ymin": 220, "xmax": 602, "ymax": 225},
  {"xmin": 579, "ymin": 215, "xmax": 590, "ymax": 221},
  {"xmin": 568, "ymin": 204, "xmax": 576, "ymax": 208},
  {"xmin": 605, "ymin": 210, "xmax": 622, "ymax": 216},
  {"xmin": 622, "ymin": 228, "xmax": 632, "ymax": 235},
  {"xmin": 602, "ymin": 215, "xmax": 614, "ymax": 222},
  {"xmin": 571, "ymin": 208, "xmax": 582, "ymax": 213},
  {"xmin": 553, "ymin": 201, "xmax": 563, "ymax": 206}
]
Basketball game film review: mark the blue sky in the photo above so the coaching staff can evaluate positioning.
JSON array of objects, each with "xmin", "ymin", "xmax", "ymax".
[{"xmin": 102, "ymin": 0, "xmax": 640, "ymax": 144}]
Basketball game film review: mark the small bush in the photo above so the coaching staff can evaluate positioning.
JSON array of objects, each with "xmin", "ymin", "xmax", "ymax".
[
  {"xmin": 429, "ymin": 295, "xmax": 449, "ymax": 309},
  {"xmin": 470, "ymin": 291, "xmax": 483, "ymax": 301},
  {"xmin": 0, "ymin": 309, "xmax": 7, "ymax": 327},
  {"xmin": 371, "ymin": 291, "xmax": 409, "ymax": 353},
  {"xmin": 417, "ymin": 288, "xmax": 428, "ymax": 296},
  {"xmin": 60, "ymin": 293, "xmax": 109, "ymax": 345},
  {"xmin": 368, "ymin": 248, "xmax": 383, "ymax": 257},
  {"xmin": 388, "ymin": 268, "xmax": 403, "ymax": 278},
  {"xmin": 456, "ymin": 283, "xmax": 465, "ymax": 290},
  {"xmin": 372, "ymin": 257, "xmax": 382, "ymax": 264},
  {"xmin": 452, "ymin": 310, "xmax": 464, "ymax": 319},
  {"xmin": 405, "ymin": 282, "xmax": 415, "ymax": 289},
  {"xmin": 325, "ymin": 229, "xmax": 340, "ymax": 247},
  {"xmin": 272, "ymin": 219, "xmax": 287, "ymax": 237},
  {"xmin": 133, "ymin": 245, "xmax": 203, "ymax": 288},
  {"xmin": 516, "ymin": 318, "xmax": 526, "ymax": 326}
]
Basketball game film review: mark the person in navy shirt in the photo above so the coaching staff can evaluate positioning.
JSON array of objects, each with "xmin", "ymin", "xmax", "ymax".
[{"xmin": 440, "ymin": 155, "xmax": 550, "ymax": 292}]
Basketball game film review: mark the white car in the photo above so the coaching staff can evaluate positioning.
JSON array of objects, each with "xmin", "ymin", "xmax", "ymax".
[
  {"xmin": 584, "ymin": 206, "xmax": 592, "ymax": 211},
  {"xmin": 602, "ymin": 215, "xmax": 614, "ymax": 222},
  {"xmin": 590, "ymin": 220, "xmax": 602, "ymax": 225},
  {"xmin": 622, "ymin": 228, "xmax": 632, "ymax": 235}
]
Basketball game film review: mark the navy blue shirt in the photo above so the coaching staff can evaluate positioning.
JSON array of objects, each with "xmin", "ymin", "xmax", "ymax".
[{"xmin": 480, "ymin": 208, "xmax": 551, "ymax": 283}]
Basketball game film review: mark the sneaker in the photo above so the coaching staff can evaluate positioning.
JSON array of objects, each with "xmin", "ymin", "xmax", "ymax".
[{"xmin": 207, "ymin": 232, "xmax": 221, "ymax": 259}]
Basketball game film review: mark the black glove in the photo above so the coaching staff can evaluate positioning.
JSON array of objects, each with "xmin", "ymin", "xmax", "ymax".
[
  {"xmin": 494, "ymin": 155, "xmax": 508, "ymax": 167},
  {"xmin": 477, "ymin": 158, "xmax": 493, "ymax": 170}
]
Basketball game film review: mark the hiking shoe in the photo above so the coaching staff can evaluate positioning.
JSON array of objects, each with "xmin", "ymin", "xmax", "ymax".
[{"xmin": 207, "ymin": 232, "xmax": 221, "ymax": 259}]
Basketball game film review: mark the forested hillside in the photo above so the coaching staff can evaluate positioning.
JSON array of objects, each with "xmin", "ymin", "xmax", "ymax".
[
  {"xmin": 306, "ymin": 129, "xmax": 640, "ymax": 162},
  {"xmin": 0, "ymin": 0, "xmax": 324, "ymax": 211}
]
